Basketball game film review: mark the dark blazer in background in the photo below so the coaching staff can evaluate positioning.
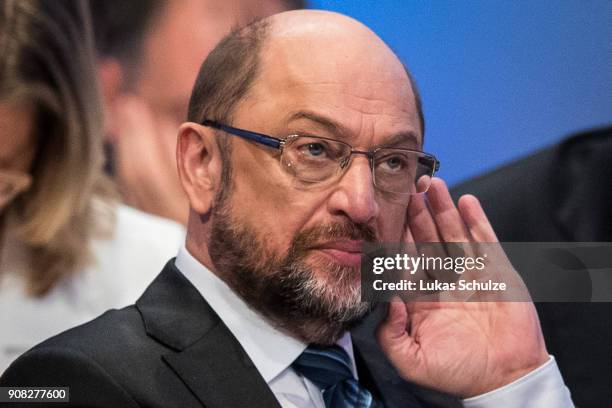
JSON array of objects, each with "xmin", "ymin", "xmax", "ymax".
[
  {"xmin": 451, "ymin": 126, "xmax": 612, "ymax": 407},
  {"xmin": 0, "ymin": 261, "xmax": 459, "ymax": 408}
]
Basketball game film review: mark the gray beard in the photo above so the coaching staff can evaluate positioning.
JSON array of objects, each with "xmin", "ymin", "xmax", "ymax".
[{"xmin": 207, "ymin": 180, "xmax": 373, "ymax": 345}]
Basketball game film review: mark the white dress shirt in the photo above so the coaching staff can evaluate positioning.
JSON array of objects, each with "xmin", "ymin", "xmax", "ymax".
[
  {"xmin": 0, "ymin": 203, "xmax": 185, "ymax": 373},
  {"xmin": 175, "ymin": 246, "xmax": 574, "ymax": 407}
]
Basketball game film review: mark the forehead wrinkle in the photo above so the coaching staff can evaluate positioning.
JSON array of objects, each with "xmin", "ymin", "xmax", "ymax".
[
  {"xmin": 280, "ymin": 79, "xmax": 415, "ymax": 125},
  {"xmin": 284, "ymin": 109, "xmax": 420, "ymax": 150},
  {"xmin": 276, "ymin": 66, "xmax": 416, "ymax": 131},
  {"xmin": 285, "ymin": 110, "xmax": 350, "ymax": 138}
]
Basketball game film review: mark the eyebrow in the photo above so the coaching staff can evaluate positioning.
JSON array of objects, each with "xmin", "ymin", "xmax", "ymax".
[
  {"xmin": 287, "ymin": 110, "xmax": 348, "ymax": 138},
  {"xmin": 379, "ymin": 132, "xmax": 420, "ymax": 149},
  {"xmin": 286, "ymin": 110, "xmax": 421, "ymax": 149}
]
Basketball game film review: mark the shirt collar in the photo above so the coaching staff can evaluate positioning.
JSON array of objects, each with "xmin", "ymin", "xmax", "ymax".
[{"xmin": 174, "ymin": 245, "xmax": 357, "ymax": 382}]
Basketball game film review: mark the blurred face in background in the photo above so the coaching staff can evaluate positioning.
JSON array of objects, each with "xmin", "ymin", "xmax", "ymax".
[
  {"xmin": 0, "ymin": 101, "xmax": 35, "ymax": 212},
  {"xmin": 136, "ymin": 0, "xmax": 290, "ymax": 123},
  {"xmin": 103, "ymin": 0, "xmax": 296, "ymax": 224}
]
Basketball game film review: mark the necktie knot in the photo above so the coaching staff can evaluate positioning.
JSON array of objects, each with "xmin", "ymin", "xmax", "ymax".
[
  {"xmin": 292, "ymin": 345, "xmax": 381, "ymax": 408},
  {"xmin": 292, "ymin": 345, "xmax": 354, "ymax": 390}
]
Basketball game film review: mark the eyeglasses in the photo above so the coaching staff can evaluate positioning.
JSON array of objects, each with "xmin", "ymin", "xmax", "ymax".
[{"xmin": 202, "ymin": 119, "xmax": 440, "ymax": 198}]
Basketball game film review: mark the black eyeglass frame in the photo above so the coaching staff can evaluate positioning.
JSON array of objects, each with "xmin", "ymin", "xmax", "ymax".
[{"xmin": 201, "ymin": 119, "xmax": 440, "ymax": 193}]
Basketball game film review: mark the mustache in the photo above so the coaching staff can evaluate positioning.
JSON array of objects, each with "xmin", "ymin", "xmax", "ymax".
[{"xmin": 293, "ymin": 222, "xmax": 377, "ymax": 250}]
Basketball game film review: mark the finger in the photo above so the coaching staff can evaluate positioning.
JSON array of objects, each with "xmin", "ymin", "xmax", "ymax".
[
  {"xmin": 399, "ymin": 187, "xmax": 421, "ymax": 243},
  {"xmin": 427, "ymin": 177, "xmax": 471, "ymax": 243},
  {"xmin": 407, "ymin": 192, "xmax": 442, "ymax": 243},
  {"xmin": 401, "ymin": 204, "xmax": 415, "ymax": 243},
  {"xmin": 457, "ymin": 194, "xmax": 498, "ymax": 242},
  {"xmin": 456, "ymin": 195, "xmax": 523, "ymax": 298},
  {"xmin": 377, "ymin": 301, "xmax": 409, "ymax": 342},
  {"xmin": 406, "ymin": 193, "xmax": 451, "ymax": 283},
  {"xmin": 376, "ymin": 301, "xmax": 421, "ymax": 381}
]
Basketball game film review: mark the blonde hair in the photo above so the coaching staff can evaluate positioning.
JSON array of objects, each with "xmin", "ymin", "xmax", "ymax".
[{"xmin": 0, "ymin": 0, "xmax": 115, "ymax": 296}]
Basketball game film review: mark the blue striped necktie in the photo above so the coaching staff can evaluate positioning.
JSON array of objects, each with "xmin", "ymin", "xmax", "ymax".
[{"xmin": 292, "ymin": 344, "xmax": 382, "ymax": 408}]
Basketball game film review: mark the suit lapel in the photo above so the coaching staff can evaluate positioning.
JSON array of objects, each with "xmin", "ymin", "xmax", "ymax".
[
  {"xmin": 163, "ymin": 321, "xmax": 282, "ymax": 408},
  {"xmin": 136, "ymin": 261, "xmax": 468, "ymax": 408},
  {"xmin": 136, "ymin": 261, "xmax": 281, "ymax": 408}
]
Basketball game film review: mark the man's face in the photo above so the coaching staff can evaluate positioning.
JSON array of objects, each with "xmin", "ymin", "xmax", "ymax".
[
  {"xmin": 135, "ymin": 0, "xmax": 290, "ymax": 123},
  {"xmin": 207, "ymin": 20, "xmax": 421, "ymax": 344}
]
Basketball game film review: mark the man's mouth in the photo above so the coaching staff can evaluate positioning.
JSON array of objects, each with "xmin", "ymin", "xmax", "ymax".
[{"xmin": 310, "ymin": 240, "xmax": 364, "ymax": 267}]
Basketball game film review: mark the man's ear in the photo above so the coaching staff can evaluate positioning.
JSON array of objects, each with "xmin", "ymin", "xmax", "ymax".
[
  {"xmin": 176, "ymin": 122, "xmax": 223, "ymax": 215},
  {"xmin": 97, "ymin": 58, "xmax": 124, "ymax": 141}
]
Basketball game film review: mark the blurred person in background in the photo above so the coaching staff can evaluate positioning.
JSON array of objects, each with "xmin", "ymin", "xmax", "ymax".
[
  {"xmin": 0, "ymin": 0, "xmax": 184, "ymax": 373},
  {"xmin": 451, "ymin": 125, "xmax": 612, "ymax": 406},
  {"xmin": 92, "ymin": 0, "xmax": 306, "ymax": 225}
]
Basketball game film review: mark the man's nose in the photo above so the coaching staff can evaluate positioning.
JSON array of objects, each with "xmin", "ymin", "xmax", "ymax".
[{"xmin": 326, "ymin": 156, "xmax": 380, "ymax": 225}]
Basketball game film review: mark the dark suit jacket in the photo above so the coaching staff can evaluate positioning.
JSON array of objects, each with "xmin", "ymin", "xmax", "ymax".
[
  {"xmin": 451, "ymin": 126, "xmax": 612, "ymax": 407},
  {"xmin": 0, "ymin": 261, "xmax": 460, "ymax": 408}
]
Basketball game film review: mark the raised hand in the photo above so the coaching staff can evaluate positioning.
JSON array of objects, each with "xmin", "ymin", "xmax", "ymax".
[{"xmin": 376, "ymin": 177, "xmax": 548, "ymax": 398}]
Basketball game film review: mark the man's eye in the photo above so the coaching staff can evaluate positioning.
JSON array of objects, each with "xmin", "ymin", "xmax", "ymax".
[
  {"xmin": 385, "ymin": 157, "xmax": 403, "ymax": 169},
  {"xmin": 379, "ymin": 155, "xmax": 407, "ymax": 171},
  {"xmin": 299, "ymin": 142, "xmax": 328, "ymax": 158},
  {"xmin": 308, "ymin": 143, "xmax": 325, "ymax": 156}
]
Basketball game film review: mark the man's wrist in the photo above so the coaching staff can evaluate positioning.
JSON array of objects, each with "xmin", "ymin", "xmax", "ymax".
[{"xmin": 462, "ymin": 355, "xmax": 574, "ymax": 408}]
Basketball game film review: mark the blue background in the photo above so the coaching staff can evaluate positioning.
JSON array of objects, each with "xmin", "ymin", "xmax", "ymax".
[{"xmin": 308, "ymin": 0, "xmax": 612, "ymax": 185}]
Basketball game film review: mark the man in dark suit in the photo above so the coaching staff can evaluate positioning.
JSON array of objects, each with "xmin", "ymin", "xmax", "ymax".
[
  {"xmin": 451, "ymin": 126, "xmax": 612, "ymax": 406},
  {"xmin": 1, "ymin": 10, "xmax": 574, "ymax": 407}
]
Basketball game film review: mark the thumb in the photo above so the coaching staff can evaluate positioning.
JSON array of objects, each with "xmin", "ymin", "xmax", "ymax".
[
  {"xmin": 377, "ymin": 301, "xmax": 421, "ymax": 380},
  {"xmin": 377, "ymin": 300, "xmax": 409, "ymax": 349}
]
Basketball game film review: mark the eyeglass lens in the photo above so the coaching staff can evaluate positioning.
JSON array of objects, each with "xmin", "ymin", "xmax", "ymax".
[{"xmin": 280, "ymin": 136, "xmax": 435, "ymax": 195}]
